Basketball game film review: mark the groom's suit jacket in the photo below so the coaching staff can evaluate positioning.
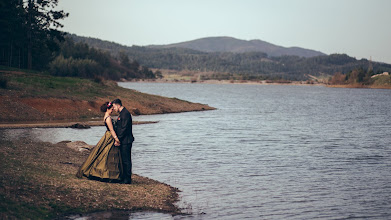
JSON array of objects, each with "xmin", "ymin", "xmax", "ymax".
[{"xmin": 116, "ymin": 107, "xmax": 134, "ymax": 144}]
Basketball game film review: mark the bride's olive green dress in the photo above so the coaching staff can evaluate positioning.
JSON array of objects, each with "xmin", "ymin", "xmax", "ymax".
[{"xmin": 76, "ymin": 118, "xmax": 122, "ymax": 180}]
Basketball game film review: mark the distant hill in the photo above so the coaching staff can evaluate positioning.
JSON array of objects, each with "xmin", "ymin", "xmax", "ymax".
[
  {"xmin": 70, "ymin": 34, "xmax": 391, "ymax": 81},
  {"xmin": 148, "ymin": 36, "xmax": 326, "ymax": 58}
]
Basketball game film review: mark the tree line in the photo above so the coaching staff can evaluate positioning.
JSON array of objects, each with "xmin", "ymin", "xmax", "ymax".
[
  {"xmin": 124, "ymin": 49, "xmax": 391, "ymax": 81},
  {"xmin": 0, "ymin": 0, "xmax": 158, "ymax": 80},
  {"xmin": 4, "ymin": 0, "xmax": 388, "ymax": 82},
  {"xmin": 49, "ymin": 37, "xmax": 157, "ymax": 80},
  {"xmin": 71, "ymin": 34, "xmax": 391, "ymax": 81},
  {"xmin": 0, "ymin": 0, "xmax": 68, "ymax": 70},
  {"xmin": 328, "ymin": 67, "xmax": 388, "ymax": 86}
]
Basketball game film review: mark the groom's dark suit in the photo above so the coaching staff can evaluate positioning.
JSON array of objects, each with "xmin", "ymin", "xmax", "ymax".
[{"xmin": 116, "ymin": 107, "xmax": 134, "ymax": 183}]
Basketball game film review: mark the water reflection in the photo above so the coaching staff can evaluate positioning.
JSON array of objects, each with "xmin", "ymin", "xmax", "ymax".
[{"xmin": 67, "ymin": 211, "xmax": 176, "ymax": 220}]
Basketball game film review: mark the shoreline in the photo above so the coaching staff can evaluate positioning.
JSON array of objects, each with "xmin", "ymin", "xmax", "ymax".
[
  {"xmin": 325, "ymin": 84, "xmax": 391, "ymax": 89},
  {"xmin": 127, "ymin": 78, "xmax": 324, "ymax": 86},
  {"xmin": 0, "ymin": 120, "xmax": 158, "ymax": 129},
  {"xmin": 0, "ymin": 136, "xmax": 183, "ymax": 219},
  {"xmin": 128, "ymin": 79, "xmax": 391, "ymax": 89}
]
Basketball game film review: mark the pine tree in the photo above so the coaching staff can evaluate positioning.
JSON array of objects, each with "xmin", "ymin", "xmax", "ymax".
[
  {"xmin": 25, "ymin": 0, "xmax": 68, "ymax": 69},
  {"xmin": 0, "ymin": 0, "xmax": 68, "ymax": 69}
]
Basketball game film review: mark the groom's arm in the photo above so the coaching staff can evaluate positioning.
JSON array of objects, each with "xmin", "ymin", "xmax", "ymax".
[{"xmin": 117, "ymin": 112, "xmax": 130, "ymax": 141}]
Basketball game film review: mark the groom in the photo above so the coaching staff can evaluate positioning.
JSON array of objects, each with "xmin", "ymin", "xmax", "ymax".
[{"xmin": 112, "ymin": 99, "xmax": 134, "ymax": 184}]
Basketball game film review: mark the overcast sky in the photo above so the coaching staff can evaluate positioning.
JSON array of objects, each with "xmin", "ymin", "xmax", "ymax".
[{"xmin": 58, "ymin": 0, "xmax": 391, "ymax": 64}]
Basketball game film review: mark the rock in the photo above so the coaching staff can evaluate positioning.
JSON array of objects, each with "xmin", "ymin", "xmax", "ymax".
[
  {"xmin": 67, "ymin": 123, "xmax": 91, "ymax": 129},
  {"xmin": 58, "ymin": 141, "xmax": 72, "ymax": 144},
  {"xmin": 131, "ymin": 108, "xmax": 141, "ymax": 115},
  {"xmin": 66, "ymin": 141, "xmax": 94, "ymax": 152}
]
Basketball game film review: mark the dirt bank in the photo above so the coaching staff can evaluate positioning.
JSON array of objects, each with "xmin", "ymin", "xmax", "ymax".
[
  {"xmin": 0, "ymin": 136, "xmax": 182, "ymax": 219},
  {"xmin": 0, "ymin": 70, "xmax": 215, "ymax": 123},
  {"xmin": 326, "ymin": 84, "xmax": 391, "ymax": 89}
]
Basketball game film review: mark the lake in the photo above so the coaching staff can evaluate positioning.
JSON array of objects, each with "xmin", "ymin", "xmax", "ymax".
[{"xmin": 4, "ymin": 83, "xmax": 391, "ymax": 219}]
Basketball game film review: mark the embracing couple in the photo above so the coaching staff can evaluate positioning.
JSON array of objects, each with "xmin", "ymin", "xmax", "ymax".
[{"xmin": 76, "ymin": 99, "xmax": 134, "ymax": 184}]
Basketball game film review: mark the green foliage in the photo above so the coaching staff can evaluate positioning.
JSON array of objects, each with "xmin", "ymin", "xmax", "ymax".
[
  {"xmin": 0, "ymin": 195, "xmax": 53, "ymax": 219},
  {"xmin": 372, "ymin": 75, "xmax": 391, "ymax": 86},
  {"xmin": 119, "ymin": 51, "xmax": 131, "ymax": 68},
  {"xmin": 0, "ymin": 76, "xmax": 7, "ymax": 88},
  {"xmin": 328, "ymin": 68, "xmax": 389, "ymax": 86},
  {"xmin": 200, "ymin": 73, "xmax": 268, "ymax": 81},
  {"xmin": 70, "ymin": 35, "xmax": 391, "ymax": 81},
  {"xmin": 6, "ymin": 72, "xmax": 108, "ymax": 99},
  {"xmin": 49, "ymin": 55, "xmax": 100, "ymax": 78},
  {"xmin": 48, "ymin": 38, "xmax": 159, "ymax": 80},
  {"xmin": 344, "ymin": 67, "xmax": 372, "ymax": 84},
  {"xmin": 0, "ymin": 2, "xmax": 157, "ymax": 80},
  {"xmin": 155, "ymin": 70, "xmax": 163, "ymax": 78},
  {"xmin": 141, "ymin": 66, "xmax": 155, "ymax": 78},
  {"xmin": 0, "ymin": 0, "xmax": 68, "ymax": 70}
]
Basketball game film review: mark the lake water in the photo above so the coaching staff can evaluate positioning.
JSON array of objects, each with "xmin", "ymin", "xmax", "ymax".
[{"xmin": 4, "ymin": 83, "xmax": 391, "ymax": 219}]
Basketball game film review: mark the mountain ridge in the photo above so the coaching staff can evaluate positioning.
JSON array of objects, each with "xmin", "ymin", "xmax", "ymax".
[
  {"xmin": 147, "ymin": 36, "xmax": 326, "ymax": 58},
  {"xmin": 69, "ymin": 34, "xmax": 391, "ymax": 81}
]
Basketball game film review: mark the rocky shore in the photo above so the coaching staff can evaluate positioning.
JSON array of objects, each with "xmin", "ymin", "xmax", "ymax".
[{"xmin": 0, "ymin": 136, "xmax": 182, "ymax": 219}]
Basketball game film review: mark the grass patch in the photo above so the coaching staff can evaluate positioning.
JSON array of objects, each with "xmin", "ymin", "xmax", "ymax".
[
  {"xmin": 0, "ymin": 68, "xmax": 214, "ymax": 122},
  {"xmin": 0, "ymin": 77, "xmax": 7, "ymax": 88},
  {"xmin": 372, "ymin": 75, "xmax": 391, "ymax": 86},
  {"xmin": 5, "ymin": 72, "xmax": 107, "ymax": 100},
  {"xmin": 0, "ymin": 65, "xmax": 42, "ymax": 74},
  {"xmin": 0, "ymin": 195, "xmax": 52, "ymax": 219}
]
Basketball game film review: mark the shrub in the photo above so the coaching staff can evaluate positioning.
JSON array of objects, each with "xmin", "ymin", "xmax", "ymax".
[
  {"xmin": 93, "ymin": 76, "xmax": 103, "ymax": 84},
  {"xmin": 49, "ymin": 55, "xmax": 101, "ymax": 78},
  {"xmin": 0, "ymin": 77, "xmax": 7, "ymax": 88}
]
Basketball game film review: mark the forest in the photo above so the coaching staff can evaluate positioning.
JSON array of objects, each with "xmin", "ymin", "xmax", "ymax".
[
  {"xmin": 0, "ymin": 0, "xmax": 157, "ymax": 80},
  {"xmin": 71, "ymin": 35, "xmax": 391, "ymax": 81},
  {"xmin": 2, "ymin": 0, "xmax": 391, "ymax": 82},
  {"xmin": 49, "ymin": 38, "xmax": 157, "ymax": 80}
]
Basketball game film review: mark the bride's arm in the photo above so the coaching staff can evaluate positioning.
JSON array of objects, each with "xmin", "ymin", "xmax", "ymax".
[{"xmin": 106, "ymin": 117, "xmax": 120, "ymax": 143}]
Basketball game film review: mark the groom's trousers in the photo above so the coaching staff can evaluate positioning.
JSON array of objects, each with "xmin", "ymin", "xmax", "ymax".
[{"xmin": 120, "ymin": 143, "xmax": 132, "ymax": 181}]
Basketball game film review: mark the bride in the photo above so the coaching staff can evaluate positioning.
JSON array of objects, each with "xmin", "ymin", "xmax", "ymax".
[{"xmin": 76, "ymin": 102, "xmax": 122, "ymax": 181}]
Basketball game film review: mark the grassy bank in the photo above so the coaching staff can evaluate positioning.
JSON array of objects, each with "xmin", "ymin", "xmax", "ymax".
[
  {"xmin": 0, "ymin": 68, "xmax": 215, "ymax": 122},
  {"xmin": 0, "ymin": 136, "xmax": 181, "ymax": 219},
  {"xmin": 326, "ymin": 75, "xmax": 391, "ymax": 89}
]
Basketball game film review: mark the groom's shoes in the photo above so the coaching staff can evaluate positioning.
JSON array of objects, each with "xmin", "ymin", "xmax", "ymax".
[{"xmin": 121, "ymin": 178, "xmax": 132, "ymax": 184}]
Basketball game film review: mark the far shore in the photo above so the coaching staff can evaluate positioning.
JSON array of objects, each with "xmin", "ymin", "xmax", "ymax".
[
  {"xmin": 127, "ymin": 78, "xmax": 391, "ymax": 89},
  {"xmin": 126, "ymin": 78, "xmax": 324, "ymax": 86}
]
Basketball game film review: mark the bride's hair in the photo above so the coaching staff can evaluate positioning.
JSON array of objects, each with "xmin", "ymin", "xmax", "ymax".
[{"xmin": 100, "ymin": 102, "xmax": 113, "ymax": 112}]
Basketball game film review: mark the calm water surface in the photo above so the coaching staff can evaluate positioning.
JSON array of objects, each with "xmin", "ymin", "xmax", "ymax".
[{"xmin": 4, "ymin": 83, "xmax": 391, "ymax": 219}]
